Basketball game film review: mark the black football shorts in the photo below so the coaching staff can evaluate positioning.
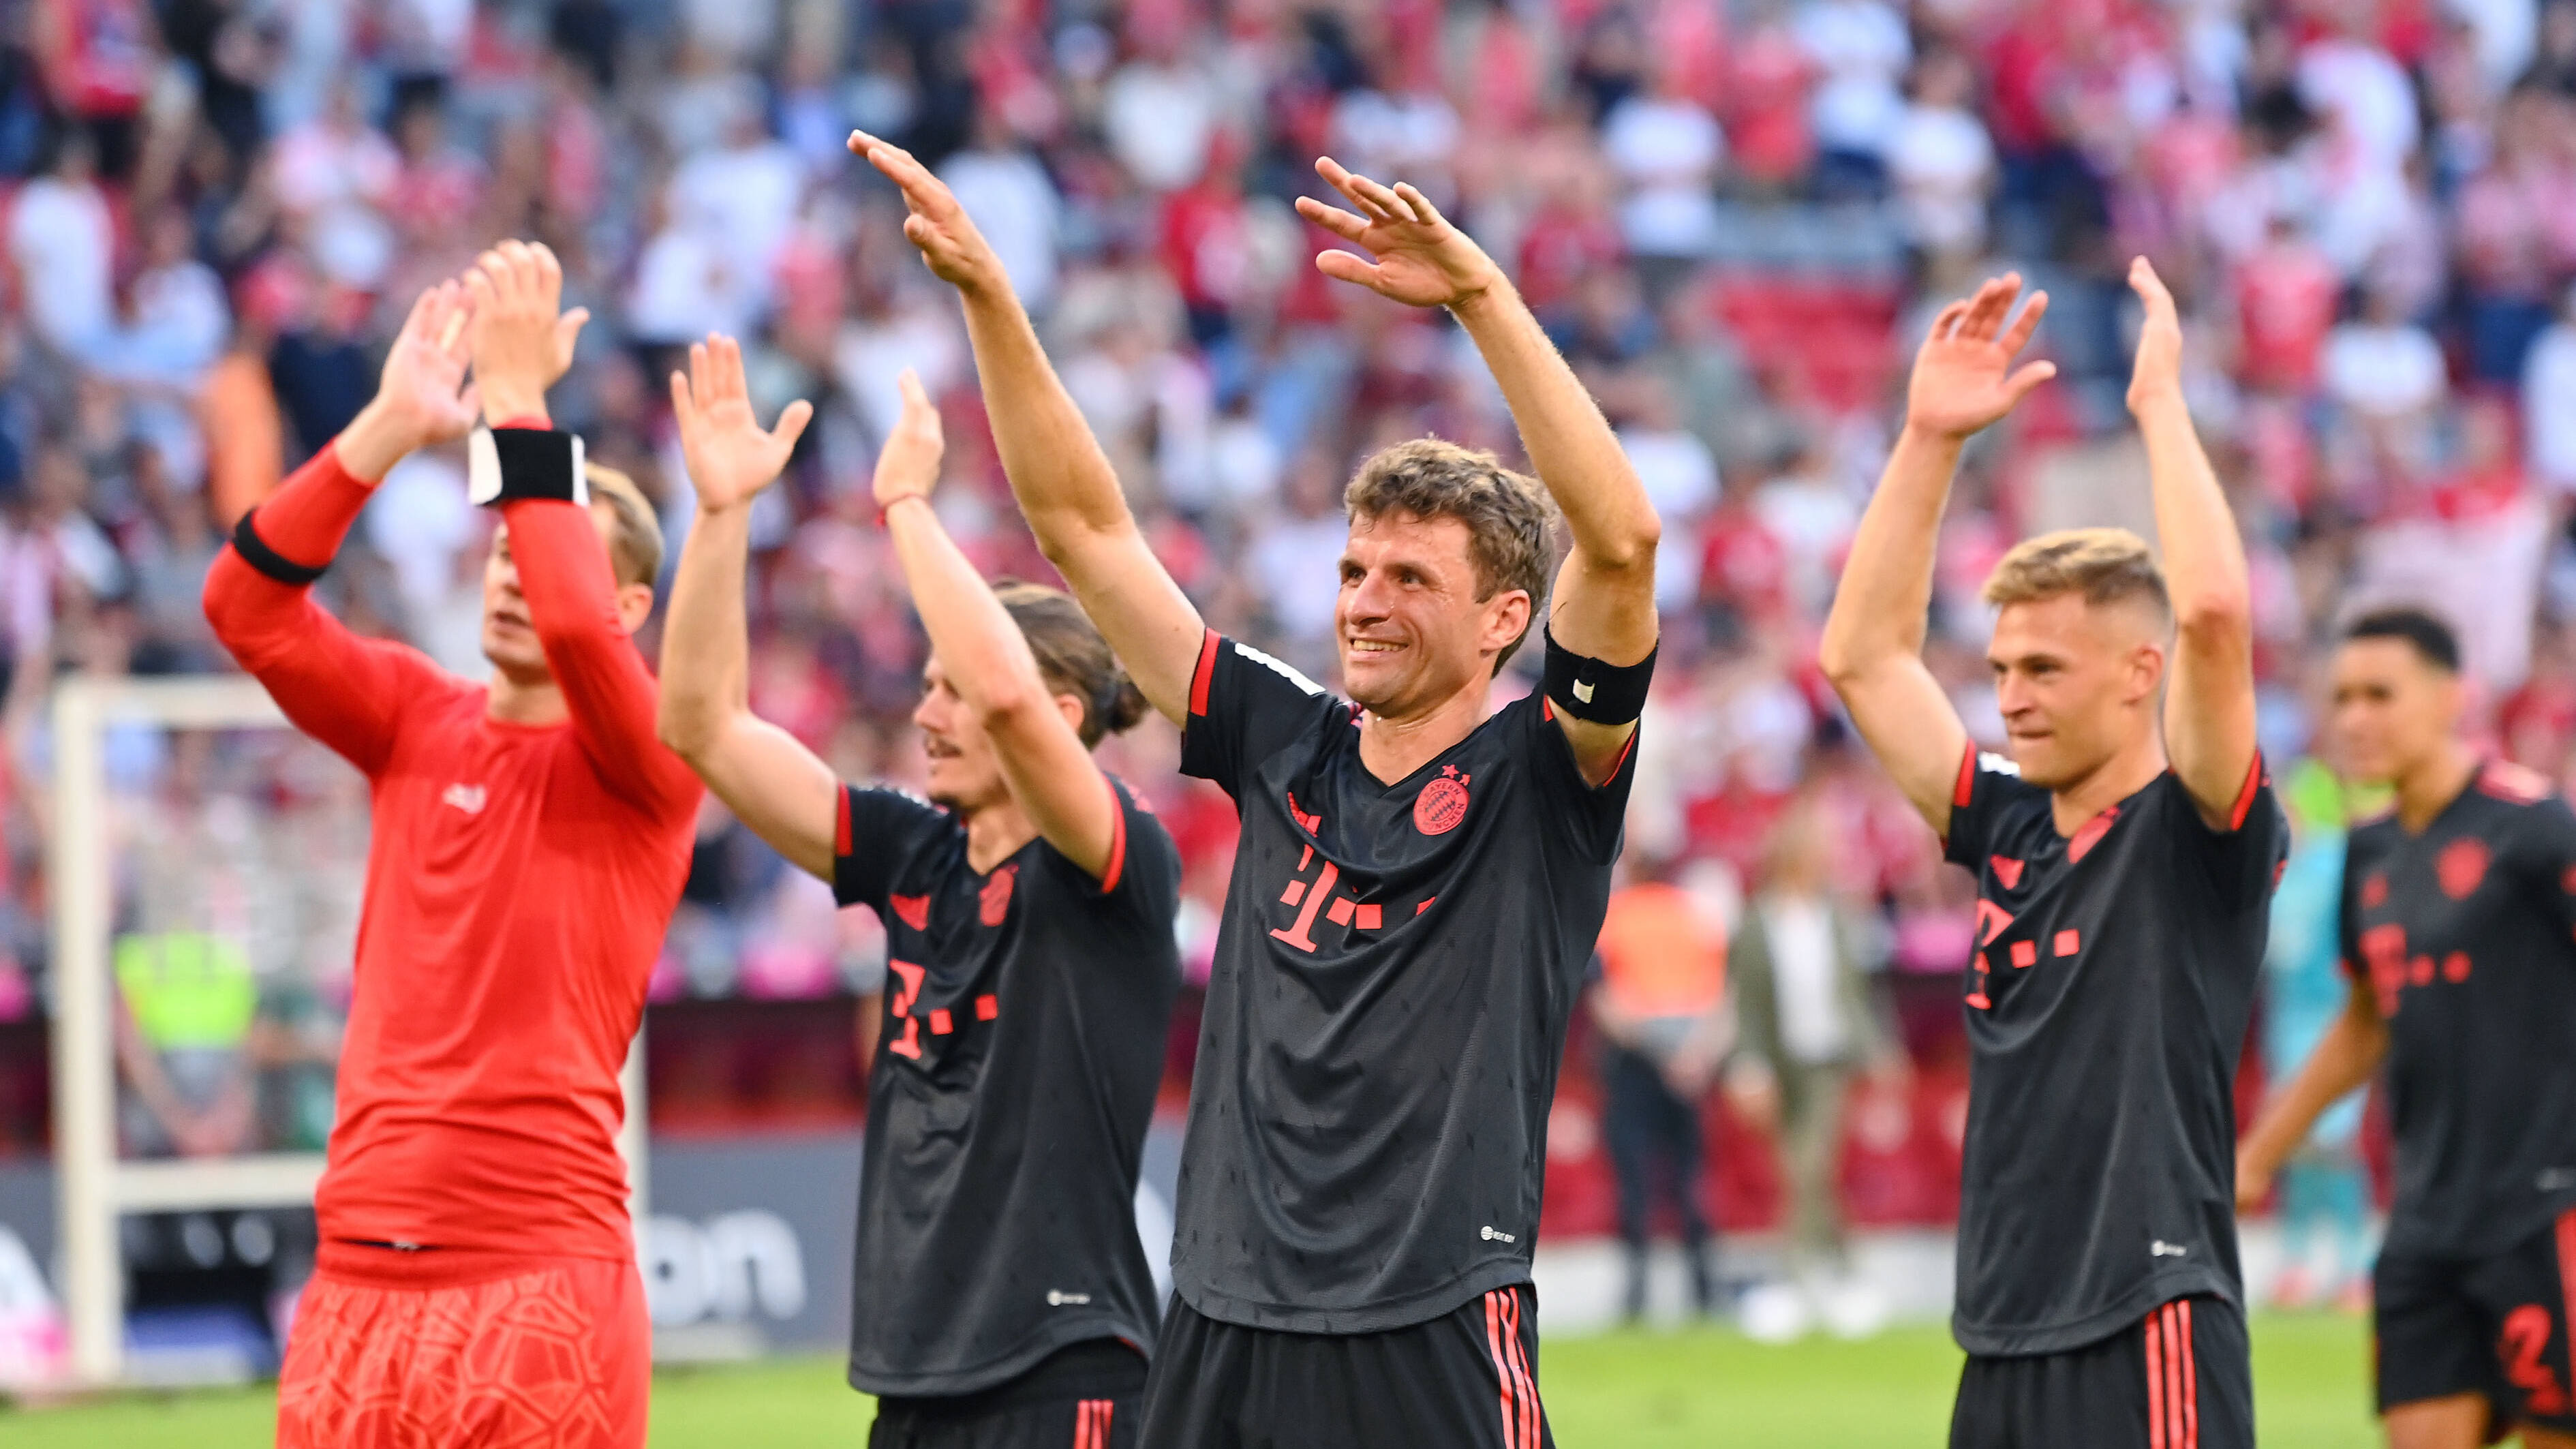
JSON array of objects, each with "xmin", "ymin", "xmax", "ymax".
[
  {"xmin": 867, "ymin": 1340, "xmax": 1145, "ymax": 1449},
  {"xmin": 2376, "ymin": 1207, "xmax": 2576, "ymax": 1435},
  {"xmin": 1950, "ymin": 1294, "xmax": 2252, "ymax": 1449},
  {"xmin": 1137, "ymin": 1283, "xmax": 1552, "ymax": 1449}
]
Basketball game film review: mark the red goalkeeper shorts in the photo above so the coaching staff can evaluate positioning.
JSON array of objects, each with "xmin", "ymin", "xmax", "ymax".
[{"xmin": 277, "ymin": 1242, "xmax": 649, "ymax": 1449}]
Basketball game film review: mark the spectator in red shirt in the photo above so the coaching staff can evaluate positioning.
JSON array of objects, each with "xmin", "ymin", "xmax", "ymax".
[{"xmin": 2235, "ymin": 213, "xmax": 2343, "ymax": 395}]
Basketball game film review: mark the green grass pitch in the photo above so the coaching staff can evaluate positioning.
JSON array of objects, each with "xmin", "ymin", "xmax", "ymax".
[{"xmin": 0, "ymin": 1314, "xmax": 2379, "ymax": 1446}]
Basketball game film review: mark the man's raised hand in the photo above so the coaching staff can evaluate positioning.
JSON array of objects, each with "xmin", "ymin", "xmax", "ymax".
[
  {"xmin": 2126, "ymin": 256, "xmax": 2186, "ymax": 416},
  {"xmin": 464, "ymin": 239, "xmax": 590, "ymax": 425},
  {"xmin": 335, "ymin": 280, "xmax": 480, "ymax": 481},
  {"xmin": 1903, "ymin": 273, "xmax": 2055, "ymax": 442},
  {"xmin": 870, "ymin": 370, "xmax": 945, "ymax": 510},
  {"xmin": 1295, "ymin": 157, "xmax": 1503, "ymax": 311},
  {"xmin": 848, "ymin": 130, "xmax": 1007, "ymax": 299},
  {"xmin": 670, "ymin": 334, "xmax": 814, "ymax": 514}
]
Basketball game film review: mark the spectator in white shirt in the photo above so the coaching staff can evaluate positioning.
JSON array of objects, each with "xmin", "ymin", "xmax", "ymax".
[
  {"xmin": 1888, "ymin": 48, "xmax": 1995, "ymax": 257},
  {"xmin": 2523, "ymin": 283, "xmax": 2576, "ymax": 493},
  {"xmin": 7, "ymin": 134, "xmax": 116, "ymax": 356},
  {"xmin": 1602, "ymin": 70, "xmax": 1727, "ymax": 262},
  {"xmin": 2322, "ymin": 284, "xmax": 2449, "ymax": 424}
]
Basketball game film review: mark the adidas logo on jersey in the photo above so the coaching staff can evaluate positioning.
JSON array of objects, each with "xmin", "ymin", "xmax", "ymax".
[
  {"xmin": 2150, "ymin": 1240, "xmax": 2188, "ymax": 1258},
  {"xmin": 441, "ymin": 784, "xmax": 487, "ymax": 815},
  {"xmin": 1046, "ymin": 1290, "xmax": 1092, "ymax": 1306},
  {"xmin": 1481, "ymin": 1225, "xmax": 1517, "ymax": 1243}
]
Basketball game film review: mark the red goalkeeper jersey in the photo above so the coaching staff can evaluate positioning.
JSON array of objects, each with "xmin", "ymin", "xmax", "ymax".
[{"xmin": 203, "ymin": 442, "xmax": 699, "ymax": 1262}]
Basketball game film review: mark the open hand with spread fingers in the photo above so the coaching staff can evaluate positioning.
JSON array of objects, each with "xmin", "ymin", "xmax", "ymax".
[
  {"xmin": 2126, "ymin": 256, "xmax": 2187, "ymax": 416},
  {"xmin": 870, "ymin": 369, "xmax": 946, "ymax": 511},
  {"xmin": 670, "ymin": 333, "xmax": 814, "ymax": 515},
  {"xmin": 1903, "ymin": 273, "xmax": 2055, "ymax": 442},
  {"xmin": 1294, "ymin": 157, "xmax": 1504, "ymax": 311},
  {"xmin": 355, "ymin": 279, "xmax": 481, "ymax": 459},
  {"xmin": 848, "ymin": 129, "xmax": 1009, "ymax": 299},
  {"xmin": 463, "ymin": 239, "xmax": 591, "ymax": 425}
]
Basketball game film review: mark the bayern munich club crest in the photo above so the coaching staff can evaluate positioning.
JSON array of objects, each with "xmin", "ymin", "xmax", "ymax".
[
  {"xmin": 2437, "ymin": 838, "xmax": 2489, "ymax": 900},
  {"xmin": 979, "ymin": 864, "xmax": 1018, "ymax": 926},
  {"xmin": 1414, "ymin": 765, "xmax": 1471, "ymax": 836}
]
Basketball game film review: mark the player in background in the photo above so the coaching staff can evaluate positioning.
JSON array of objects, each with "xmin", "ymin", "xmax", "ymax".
[
  {"xmin": 2239, "ymin": 609, "xmax": 2576, "ymax": 1449},
  {"xmin": 852, "ymin": 129, "xmax": 1659, "ymax": 1449},
  {"xmin": 1819, "ymin": 260, "xmax": 2285, "ymax": 1449},
  {"xmin": 654, "ymin": 340, "xmax": 1180, "ymax": 1449},
  {"xmin": 204, "ymin": 242, "xmax": 699, "ymax": 1448}
]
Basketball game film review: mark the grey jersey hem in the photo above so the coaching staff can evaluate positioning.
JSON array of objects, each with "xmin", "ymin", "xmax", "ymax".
[
  {"xmin": 846, "ymin": 1314, "xmax": 1154, "ymax": 1399},
  {"xmin": 1953, "ymin": 1267, "xmax": 2241, "ymax": 1358}
]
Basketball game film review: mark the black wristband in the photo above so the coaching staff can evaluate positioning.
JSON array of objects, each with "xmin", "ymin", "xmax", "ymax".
[
  {"xmin": 230, "ymin": 506, "xmax": 331, "ymax": 586},
  {"xmin": 467, "ymin": 427, "xmax": 587, "ymax": 507},
  {"xmin": 1542, "ymin": 626, "xmax": 1657, "ymax": 724}
]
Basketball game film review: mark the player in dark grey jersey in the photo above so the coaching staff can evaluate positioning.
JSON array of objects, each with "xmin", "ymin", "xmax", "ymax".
[
  {"xmin": 2241, "ymin": 609, "xmax": 2576, "ymax": 1449},
  {"xmin": 1821, "ymin": 261, "xmax": 2283, "ymax": 1448},
  {"xmin": 847, "ymin": 128, "xmax": 1659, "ymax": 1449},
  {"xmin": 657, "ymin": 344, "xmax": 1179, "ymax": 1448}
]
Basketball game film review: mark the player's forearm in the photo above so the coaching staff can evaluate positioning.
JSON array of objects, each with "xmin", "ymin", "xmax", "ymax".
[
  {"xmin": 884, "ymin": 495, "xmax": 1055, "ymax": 727},
  {"xmin": 2242, "ymin": 1007, "xmax": 2387, "ymax": 1178},
  {"xmin": 504, "ymin": 496, "xmax": 692, "ymax": 806},
  {"xmin": 1819, "ymin": 425, "xmax": 1959, "ymax": 683},
  {"xmin": 957, "ymin": 287, "xmax": 1139, "ymax": 552},
  {"xmin": 655, "ymin": 502, "xmax": 756, "ymax": 761},
  {"xmin": 2133, "ymin": 391, "xmax": 2250, "ymax": 640},
  {"xmin": 1450, "ymin": 280, "xmax": 1661, "ymax": 574}
]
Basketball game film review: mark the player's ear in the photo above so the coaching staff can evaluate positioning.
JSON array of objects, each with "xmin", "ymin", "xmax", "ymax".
[
  {"xmin": 2126, "ymin": 640, "xmax": 2164, "ymax": 705},
  {"xmin": 1483, "ymin": 588, "xmax": 1531, "ymax": 656},
  {"xmin": 613, "ymin": 581, "xmax": 654, "ymax": 635}
]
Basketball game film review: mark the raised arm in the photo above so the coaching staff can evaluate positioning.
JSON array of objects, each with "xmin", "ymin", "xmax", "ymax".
[
  {"xmin": 874, "ymin": 370, "xmax": 1123, "ymax": 879},
  {"xmin": 2236, "ymin": 974, "xmax": 2387, "ymax": 1211},
  {"xmin": 465, "ymin": 241, "xmax": 698, "ymax": 819},
  {"xmin": 202, "ymin": 283, "xmax": 477, "ymax": 775},
  {"xmin": 1819, "ymin": 276, "xmax": 2055, "ymax": 836},
  {"xmin": 1297, "ymin": 158, "xmax": 1659, "ymax": 780},
  {"xmin": 655, "ymin": 335, "xmax": 836, "ymax": 881},
  {"xmin": 849, "ymin": 130, "xmax": 1206, "ymax": 725},
  {"xmin": 2129, "ymin": 258, "xmax": 2259, "ymax": 826}
]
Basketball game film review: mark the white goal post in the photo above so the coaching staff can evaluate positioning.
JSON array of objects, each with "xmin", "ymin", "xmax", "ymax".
[{"xmin": 48, "ymin": 675, "xmax": 648, "ymax": 1386}]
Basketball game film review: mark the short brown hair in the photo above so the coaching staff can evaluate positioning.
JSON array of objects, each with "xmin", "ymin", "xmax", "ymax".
[
  {"xmin": 1344, "ymin": 438, "xmax": 1557, "ymax": 669},
  {"xmin": 585, "ymin": 463, "xmax": 663, "ymax": 589},
  {"xmin": 994, "ymin": 581, "xmax": 1148, "ymax": 748},
  {"xmin": 1982, "ymin": 528, "xmax": 2171, "ymax": 624}
]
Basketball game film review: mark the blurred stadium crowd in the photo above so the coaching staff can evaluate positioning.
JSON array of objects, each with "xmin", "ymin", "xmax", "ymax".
[{"xmin": 2, "ymin": 0, "xmax": 2574, "ymax": 1247}]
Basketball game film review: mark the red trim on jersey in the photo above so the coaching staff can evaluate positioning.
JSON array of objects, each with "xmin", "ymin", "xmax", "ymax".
[
  {"xmin": 2227, "ymin": 753, "xmax": 2265, "ymax": 832},
  {"xmin": 1485, "ymin": 1291, "xmax": 1520, "ymax": 1449},
  {"xmin": 836, "ymin": 789, "xmax": 852, "ymax": 857},
  {"xmin": 1954, "ymin": 744, "xmax": 1978, "ymax": 808},
  {"xmin": 1602, "ymin": 725, "xmax": 1641, "ymax": 784},
  {"xmin": 1097, "ymin": 776, "xmax": 1129, "ymax": 894},
  {"xmin": 2146, "ymin": 1307, "xmax": 2167, "ymax": 1449},
  {"xmin": 1189, "ymin": 630, "xmax": 1221, "ymax": 717}
]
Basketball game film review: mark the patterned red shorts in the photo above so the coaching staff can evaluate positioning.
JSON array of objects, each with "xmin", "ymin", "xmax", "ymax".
[{"xmin": 276, "ymin": 1245, "xmax": 649, "ymax": 1449}]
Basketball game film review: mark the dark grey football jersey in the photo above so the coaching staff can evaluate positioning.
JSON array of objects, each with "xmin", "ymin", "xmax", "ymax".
[
  {"xmin": 1942, "ymin": 748, "xmax": 2286, "ymax": 1356},
  {"xmin": 1169, "ymin": 631, "xmax": 1642, "ymax": 1334},
  {"xmin": 832, "ymin": 776, "xmax": 1180, "ymax": 1396}
]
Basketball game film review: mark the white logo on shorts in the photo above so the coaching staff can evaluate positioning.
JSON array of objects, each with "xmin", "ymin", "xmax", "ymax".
[{"xmin": 1481, "ymin": 1226, "xmax": 1516, "ymax": 1244}]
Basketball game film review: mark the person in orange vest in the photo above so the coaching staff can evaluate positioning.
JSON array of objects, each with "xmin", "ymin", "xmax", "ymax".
[{"xmin": 1586, "ymin": 851, "xmax": 1730, "ymax": 1323}]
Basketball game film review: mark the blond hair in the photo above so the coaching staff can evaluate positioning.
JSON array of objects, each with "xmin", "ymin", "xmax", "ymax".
[
  {"xmin": 1344, "ymin": 438, "xmax": 1559, "ymax": 669},
  {"xmin": 1982, "ymin": 528, "xmax": 2170, "ymax": 624},
  {"xmin": 584, "ymin": 463, "xmax": 664, "ymax": 589}
]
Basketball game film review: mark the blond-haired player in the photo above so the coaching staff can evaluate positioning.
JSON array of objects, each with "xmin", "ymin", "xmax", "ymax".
[{"xmin": 1820, "ymin": 262, "xmax": 2286, "ymax": 1449}]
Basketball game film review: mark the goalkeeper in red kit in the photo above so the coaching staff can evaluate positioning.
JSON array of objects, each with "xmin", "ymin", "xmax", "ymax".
[{"xmin": 202, "ymin": 242, "xmax": 699, "ymax": 1448}]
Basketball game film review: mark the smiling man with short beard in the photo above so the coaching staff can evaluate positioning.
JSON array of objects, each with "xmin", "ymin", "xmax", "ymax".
[{"xmin": 851, "ymin": 129, "xmax": 1661, "ymax": 1449}]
